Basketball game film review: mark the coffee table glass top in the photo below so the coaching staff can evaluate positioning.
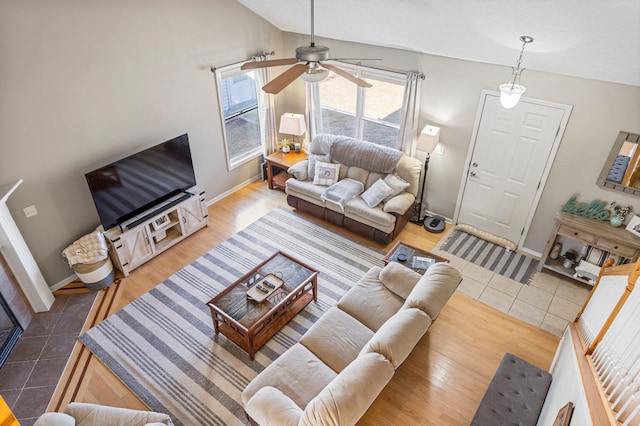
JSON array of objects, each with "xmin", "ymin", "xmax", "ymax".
[
  {"xmin": 383, "ymin": 241, "xmax": 449, "ymax": 273},
  {"xmin": 210, "ymin": 252, "xmax": 316, "ymax": 328}
]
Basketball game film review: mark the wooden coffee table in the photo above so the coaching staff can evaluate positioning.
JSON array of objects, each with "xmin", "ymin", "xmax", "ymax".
[
  {"xmin": 206, "ymin": 251, "xmax": 318, "ymax": 360},
  {"xmin": 383, "ymin": 241, "xmax": 449, "ymax": 274}
]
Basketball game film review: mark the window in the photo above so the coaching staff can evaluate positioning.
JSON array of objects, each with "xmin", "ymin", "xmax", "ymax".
[
  {"xmin": 318, "ymin": 62, "xmax": 405, "ymax": 149},
  {"xmin": 215, "ymin": 63, "xmax": 264, "ymax": 170}
]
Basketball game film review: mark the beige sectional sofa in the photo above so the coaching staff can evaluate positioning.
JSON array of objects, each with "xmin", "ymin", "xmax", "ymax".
[
  {"xmin": 241, "ymin": 261, "xmax": 462, "ymax": 426},
  {"xmin": 285, "ymin": 134, "xmax": 423, "ymax": 244}
]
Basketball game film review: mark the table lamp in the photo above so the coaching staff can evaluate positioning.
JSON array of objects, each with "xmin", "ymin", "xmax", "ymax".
[{"xmin": 279, "ymin": 113, "xmax": 307, "ymax": 152}]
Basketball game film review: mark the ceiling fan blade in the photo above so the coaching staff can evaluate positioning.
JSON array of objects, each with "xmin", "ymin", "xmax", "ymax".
[
  {"xmin": 322, "ymin": 63, "xmax": 373, "ymax": 88},
  {"xmin": 262, "ymin": 64, "xmax": 308, "ymax": 94},
  {"xmin": 240, "ymin": 58, "xmax": 299, "ymax": 70}
]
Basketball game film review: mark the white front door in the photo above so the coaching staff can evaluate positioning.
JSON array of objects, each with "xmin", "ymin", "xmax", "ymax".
[{"xmin": 455, "ymin": 91, "xmax": 571, "ymax": 246}]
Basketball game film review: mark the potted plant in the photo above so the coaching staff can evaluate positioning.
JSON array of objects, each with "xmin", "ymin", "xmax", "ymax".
[
  {"xmin": 562, "ymin": 250, "xmax": 578, "ymax": 268},
  {"xmin": 609, "ymin": 202, "xmax": 632, "ymax": 227}
]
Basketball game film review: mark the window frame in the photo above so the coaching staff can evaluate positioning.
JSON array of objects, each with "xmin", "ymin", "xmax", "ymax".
[
  {"xmin": 214, "ymin": 61, "xmax": 264, "ymax": 171},
  {"xmin": 320, "ymin": 61, "xmax": 406, "ymax": 147}
]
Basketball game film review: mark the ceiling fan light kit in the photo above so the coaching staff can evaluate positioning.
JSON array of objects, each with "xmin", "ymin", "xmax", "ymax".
[
  {"xmin": 240, "ymin": 0, "xmax": 372, "ymax": 94},
  {"xmin": 499, "ymin": 35, "xmax": 534, "ymax": 109}
]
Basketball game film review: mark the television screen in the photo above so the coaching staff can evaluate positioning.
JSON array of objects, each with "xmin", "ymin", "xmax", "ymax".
[{"xmin": 85, "ymin": 133, "xmax": 197, "ymax": 231}]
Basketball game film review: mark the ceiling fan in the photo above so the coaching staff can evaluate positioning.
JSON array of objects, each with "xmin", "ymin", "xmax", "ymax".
[{"xmin": 240, "ymin": 0, "xmax": 373, "ymax": 94}]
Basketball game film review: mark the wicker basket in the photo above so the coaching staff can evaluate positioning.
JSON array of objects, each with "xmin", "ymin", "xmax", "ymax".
[{"xmin": 73, "ymin": 257, "xmax": 115, "ymax": 291}]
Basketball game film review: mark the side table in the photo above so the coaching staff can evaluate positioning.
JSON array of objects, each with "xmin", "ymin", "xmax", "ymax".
[
  {"xmin": 266, "ymin": 151, "xmax": 307, "ymax": 191},
  {"xmin": 383, "ymin": 240, "xmax": 449, "ymax": 274}
]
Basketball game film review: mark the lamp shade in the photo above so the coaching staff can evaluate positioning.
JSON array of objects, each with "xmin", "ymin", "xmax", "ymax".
[
  {"xmin": 279, "ymin": 113, "xmax": 307, "ymax": 136},
  {"xmin": 416, "ymin": 125, "xmax": 440, "ymax": 153},
  {"xmin": 499, "ymin": 83, "xmax": 526, "ymax": 109}
]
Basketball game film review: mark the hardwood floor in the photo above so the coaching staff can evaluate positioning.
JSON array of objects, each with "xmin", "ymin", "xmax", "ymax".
[{"xmin": 50, "ymin": 179, "xmax": 560, "ymax": 424}]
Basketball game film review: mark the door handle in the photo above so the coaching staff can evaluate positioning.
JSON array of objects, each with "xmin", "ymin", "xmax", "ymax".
[
  {"xmin": 470, "ymin": 171, "xmax": 477, "ymax": 177},
  {"xmin": 472, "ymin": 162, "xmax": 478, "ymax": 167}
]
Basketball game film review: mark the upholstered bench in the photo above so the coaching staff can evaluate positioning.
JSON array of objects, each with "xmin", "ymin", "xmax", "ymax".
[{"xmin": 471, "ymin": 352, "xmax": 552, "ymax": 426}]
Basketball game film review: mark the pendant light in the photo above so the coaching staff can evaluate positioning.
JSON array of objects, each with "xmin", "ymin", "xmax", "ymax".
[{"xmin": 499, "ymin": 36, "xmax": 534, "ymax": 109}]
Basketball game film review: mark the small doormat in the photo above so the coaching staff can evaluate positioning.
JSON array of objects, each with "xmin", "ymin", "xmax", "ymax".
[{"xmin": 441, "ymin": 230, "xmax": 538, "ymax": 284}]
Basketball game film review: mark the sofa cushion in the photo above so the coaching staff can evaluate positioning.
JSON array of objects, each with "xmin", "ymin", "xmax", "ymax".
[
  {"xmin": 310, "ymin": 134, "xmax": 335, "ymax": 154},
  {"xmin": 402, "ymin": 263, "xmax": 462, "ymax": 321},
  {"xmin": 241, "ymin": 343, "xmax": 337, "ymax": 409},
  {"xmin": 288, "ymin": 159, "xmax": 309, "ymax": 181},
  {"xmin": 63, "ymin": 403, "xmax": 173, "ymax": 426},
  {"xmin": 34, "ymin": 413, "xmax": 75, "ymax": 426},
  {"xmin": 382, "ymin": 191, "xmax": 415, "ymax": 215},
  {"xmin": 379, "ymin": 261, "xmax": 422, "ymax": 299},
  {"xmin": 300, "ymin": 306, "xmax": 374, "ymax": 373},
  {"xmin": 314, "ymin": 161, "xmax": 341, "ymax": 186},
  {"xmin": 308, "ymin": 154, "xmax": 331, "ymax": 179},
  {"xmin": 344, "ymin": 197, "xmax": 396, "ymax": 234},
  {"xmin": 365, "ymin": 171, "xmax": 385, "ymax": 189},
  {"xmin": 361, "ymin": 178, "xmax": 393, "ymax": 208},
  {"xmin": 244, "ymin": 387, "xmax": 302, "ymax": 426},
  {"xmin": 383, "ymin": 174, "xmax": 410, "ymax": 202},
  {"xmin": 345, "ymin": 166, "xmax": 369, "ymax": 185},
  {"xmin": 395, "ymin": 154, "xmax": 423, "ymax": 197},
  {"xmin": 360, "ymin": 307, "xmax": 432, "ymax": 369},
  {"xmin": 286, "ymin": 179, "xmax": 327, "ymax": 208},
  {"xmin": 337, "ymin": 266, "xmax": 404, "ymax": 331},
  {"xmin": 301, "ymin": 352, "xmax": 395, "ymax": 426}
]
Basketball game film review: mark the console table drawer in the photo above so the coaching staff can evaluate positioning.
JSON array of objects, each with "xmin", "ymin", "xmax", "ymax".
[
  {"xmin": 558, "ymin": 225, "xmax": 596, "ymax": 244},
  {"xmin": 595, "ymin": 238, "xmax": 637, "ymax": 258}
]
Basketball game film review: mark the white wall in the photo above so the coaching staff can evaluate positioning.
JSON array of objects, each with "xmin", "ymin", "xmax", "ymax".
[
  {"xmin": 282, "ymin": 33, "xmax": 640, "ymax": 254},
  {"xmin": 0, "ymin": 0, "xmax": 284, "ymax": 285}
]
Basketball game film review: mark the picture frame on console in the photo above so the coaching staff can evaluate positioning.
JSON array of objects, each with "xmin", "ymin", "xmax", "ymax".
[{"xmin": 626, "ymin": 215, "xmax": 640, "ymax": 237}]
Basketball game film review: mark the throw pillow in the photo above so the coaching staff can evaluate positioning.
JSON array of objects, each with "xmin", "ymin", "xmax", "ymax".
[
  {"xmin": 314, "ymin": 161, "xmax": 341, "ymax": 186},
  {"xmin": 361, "ymin": 178, "xmax": 393, "ymax": 208},
  {"xmin": 383, "ymin": 173, "xmax": 410, "ymax": 202},
  {"xmin": 308, "ymin": 154, "xmax": 331, "ymax": 180},
  {"xmin": 288, "ymin": 160, "xmax": 309, "ymax": 181}
]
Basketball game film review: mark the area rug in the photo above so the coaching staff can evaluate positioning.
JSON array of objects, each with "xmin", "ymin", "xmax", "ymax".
[
  {"xmin": 79, "ymin": 207, "xmax": 384, "ymax": 426},
  {"xmin": 441, "ymin": 230, "xmax": 538, "ymax": 284}
]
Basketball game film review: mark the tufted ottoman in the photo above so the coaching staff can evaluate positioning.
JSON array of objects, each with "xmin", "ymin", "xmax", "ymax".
[{"xmin": 471, "ymin": 352, "xmax": 552, "ymax": 426}]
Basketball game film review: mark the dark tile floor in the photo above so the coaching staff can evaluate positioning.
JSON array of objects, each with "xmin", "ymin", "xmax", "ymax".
[{"xmin": 0, "ymin": 291, "xmax": 96, "ymax": 426}]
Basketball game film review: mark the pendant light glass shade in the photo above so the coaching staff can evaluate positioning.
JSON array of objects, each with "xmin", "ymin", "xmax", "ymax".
[
  {"xmin": 499, "ymin": 83, "xmax": 527, "ymax": 109},
  {"xmin": 499, "ymin": 36, "xmax": 534, "ymax": 109}
]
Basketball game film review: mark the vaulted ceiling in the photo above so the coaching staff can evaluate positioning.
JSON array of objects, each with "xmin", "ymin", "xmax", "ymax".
[{"xmin": 236, "ymin": 0, "xmax": 640, "ymax": 87}]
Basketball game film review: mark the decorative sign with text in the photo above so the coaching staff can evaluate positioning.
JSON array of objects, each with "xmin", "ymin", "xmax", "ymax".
[{"xmin": 561, "ymin": 197, "xmax": 611, "ymax": 220}]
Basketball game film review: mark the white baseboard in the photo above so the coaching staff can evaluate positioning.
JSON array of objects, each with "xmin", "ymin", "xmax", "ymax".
[
  {"xmin": 206, "ymin": 174, "xmax": 261, "ymax": 206},
  {"xmin": 50, "ymin": 274, "xmax": 80, "ymax": 292}
]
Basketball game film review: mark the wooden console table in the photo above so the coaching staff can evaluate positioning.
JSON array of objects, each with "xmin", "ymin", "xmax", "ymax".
[
  {"xmin": 266, "ymin": 151, "xmax": 307, "ymax": 191},
  {"xmin": 538, "ymin": 211, "xmax": 640, "ymax": 285}
]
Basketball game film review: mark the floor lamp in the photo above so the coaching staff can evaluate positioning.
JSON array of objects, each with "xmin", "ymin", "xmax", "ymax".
[{"xmin": 410, "ymin": 125, "xmax": 440, "ymax": 225}]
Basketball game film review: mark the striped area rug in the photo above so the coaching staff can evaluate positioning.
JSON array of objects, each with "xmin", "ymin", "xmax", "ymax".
[
  {"xmin": 441, "ymin": 230, "xmax": 538, "ymax": 284},
  {"xmin": 79, "ymin": 207, "xmax": 384, "ymax": 426}
]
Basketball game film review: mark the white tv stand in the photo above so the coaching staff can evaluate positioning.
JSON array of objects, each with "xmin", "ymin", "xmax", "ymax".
[{"xmin": 104, "ymin": 186, "xmax": 208, "ymax": 277}]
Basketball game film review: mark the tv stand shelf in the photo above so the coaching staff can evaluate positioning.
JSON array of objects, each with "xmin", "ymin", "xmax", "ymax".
[{"xmin": 104, "ymin": 187, "xmax": 208, "ymax": 277}]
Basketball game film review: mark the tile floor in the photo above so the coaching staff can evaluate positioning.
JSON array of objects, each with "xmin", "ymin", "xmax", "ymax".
[
  {"xmin": 431, "ymin": 246, "xmax": 592, "ymax": 336},
  {"xmin": 0, "ymin": 291, "xmax": 96, "ymax": 426}
]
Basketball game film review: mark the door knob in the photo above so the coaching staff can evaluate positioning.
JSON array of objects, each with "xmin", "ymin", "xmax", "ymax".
[
  {"xmin": 470, "ymin": 171, "xmax": 477, "ymax": 177},
  {"xmin": 472, "ymin": 162, "xmax": 478, "ymax": 167}
]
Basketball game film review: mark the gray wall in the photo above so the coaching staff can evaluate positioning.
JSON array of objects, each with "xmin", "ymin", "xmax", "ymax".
[
  {"xmin": 0, "ymin": 0, "xmax": 284, "ymax": 286},
  {"xmin": 2, "ymin": 2, "xmax": 639, "ymax": 287},
  {"xmin": 282, "ymin": 33, "xmax": 640, "ymax": 254}
]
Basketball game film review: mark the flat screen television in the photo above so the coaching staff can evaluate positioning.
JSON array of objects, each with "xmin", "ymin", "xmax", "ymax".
[{"xmin": 85, "ymin": 133, "xmax": 197, "ymax": 231}]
